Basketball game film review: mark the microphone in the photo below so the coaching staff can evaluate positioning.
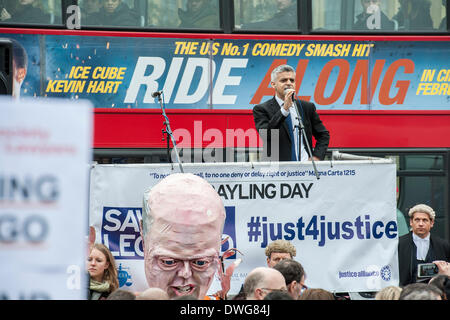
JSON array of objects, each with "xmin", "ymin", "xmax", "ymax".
[
  {"xmin": 285, "ymin": 88, "xmax": 301, "ymax": 121},
  {"xmin": 284, "ymin": 88, "xmax": 296, "ymax": 102},
  {"xmin": 151, "ymin": 90, "xmax": 162, "ymax": 98}
]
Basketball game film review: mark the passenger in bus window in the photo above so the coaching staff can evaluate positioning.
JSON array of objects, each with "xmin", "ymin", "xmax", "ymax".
[
  {"xmin": 392, "ymin": 0, "xmax": 434, "ymax": 30},
  {"xmin": 85, "ymin": 0, "xmax": 139, "ymax": 27},
  {"xmin": 178, "ymin": 0, "xmax": 219, "ymax": 29},
  {"xmin": 0, "ymin": 0, "xmax": 50, "ymax": 24},
  {"xmin": 353, "ymin": 0, "xmax": 396, "ymax": 30},
  {"xmin": 241, "ymin": 0, "xmax": 298, "ymax": 31},
  {"xmin": 80, "ymin": 0, "xmax": 102, "ymax": 25},
  {"xmin": 80, "ymin": 0, "xmax": 102, "ymax": 17}
]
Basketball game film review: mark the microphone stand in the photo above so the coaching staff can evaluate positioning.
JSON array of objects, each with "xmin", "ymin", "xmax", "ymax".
[
  {"xmin": 154, "ymin": 91, "xmax": 184, "ymax": 173},
  {"xmin": 293, "ymin": 99, "xmax": 320, "ymax": 180}
]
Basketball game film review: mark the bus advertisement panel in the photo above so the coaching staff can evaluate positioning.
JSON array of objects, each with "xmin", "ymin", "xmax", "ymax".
[{"xmin": 5, "ymin": 33, "xmax": 450, "ymax": 110}]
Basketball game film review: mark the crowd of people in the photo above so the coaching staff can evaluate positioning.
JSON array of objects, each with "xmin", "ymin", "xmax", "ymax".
[
  {"xmin": 81, "ymin": 157, "xmax": 450, "ymax": 303},
  {"xmin": 84, "ymin": 173, "xmax": 450, "ymax": 301},
  {"xmin": 87, "ymin": 236, "xmax": 450, "ymax": 301}
]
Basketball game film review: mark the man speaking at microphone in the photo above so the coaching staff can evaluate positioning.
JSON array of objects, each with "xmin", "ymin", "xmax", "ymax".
[{"xmin": 253, "ymin": 64, "xmax": 330, "ymax": 162}]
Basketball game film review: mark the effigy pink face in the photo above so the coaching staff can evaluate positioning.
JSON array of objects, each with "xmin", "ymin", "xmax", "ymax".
[
  {"xmin": 141, "ymin": 173, "xmax": 225, "ymax": 299},
  {"xmin": 144, "ymin": 240, "xmax": 220, "ymax": 299}
]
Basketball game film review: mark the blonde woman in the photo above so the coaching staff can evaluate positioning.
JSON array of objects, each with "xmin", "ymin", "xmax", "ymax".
[
  {"xmin": 87, "ymin": 243, "xmax": 119, "ymax": 300},
  {"xmin": 375, "ymin": 286, "xmax": 402, "ymax": 300}
]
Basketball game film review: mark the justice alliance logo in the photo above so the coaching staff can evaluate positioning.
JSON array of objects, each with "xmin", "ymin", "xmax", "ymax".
[{"xmin": 380, "ymin": 265, "xmax": 391, "ymax": 281}]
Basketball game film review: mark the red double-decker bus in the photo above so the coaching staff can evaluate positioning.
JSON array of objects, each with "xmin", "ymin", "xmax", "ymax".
[{"xmin": 1, "ymin": 0, "xmax": 449, "ymax": 242}]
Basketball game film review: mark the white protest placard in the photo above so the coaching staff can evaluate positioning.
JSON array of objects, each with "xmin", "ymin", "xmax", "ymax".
[
  {"xmin": 0, "ymin": 97, "xmax": 92, "ymax": 299},
  {"xmin": 89, "ymin": 161, "xmax": 399, "ymax": 295}
]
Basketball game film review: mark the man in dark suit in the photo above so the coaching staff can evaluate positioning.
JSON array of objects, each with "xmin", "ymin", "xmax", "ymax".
[
  {"xmin": 398, "ymin": 204, "xmax": 450, "ymax": 286},
  {"xmin": 253, "ymin": 64, "xmax": 330, "ymax": 162}
]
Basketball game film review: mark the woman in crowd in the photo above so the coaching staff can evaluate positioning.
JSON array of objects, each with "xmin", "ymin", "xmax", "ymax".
[
  {"xmin": 87, "ymin": 243, "xmax": 119, "ymax": 300},
  {"xmin": 374, "ymin": 285, "xmax": 403, "ymax": 300}
]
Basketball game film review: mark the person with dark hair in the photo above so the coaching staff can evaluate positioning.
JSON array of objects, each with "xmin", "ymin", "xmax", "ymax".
[
  {"xmin": 264, "ymin": 290, "xmax": 294, "ymax": 300},
  {"xmin": 399, "ymin": 282, "xmax": 443, "ymax": 300},
  {"xmin": 81, "ymin": 0, "xmax": 102, "ymax": 15},
  {"xmin": 178, "ymin": 0, "xmax": 219, "ymax": 29},
  {"xmin": 353, "ymin": 0, "xmax": 395, "ymax": 30},
  {"xmin": 253, "ymin": 64, "xmax": 330, "ymax": 162},
  {"xmin": 272, "ymin": 259, "xmax": 306, "ymax": 299},
  {"xmin": 298, "ymin": 288, "xmax": 335, "ymax": 300},
  {"xmin": 0, "ymin": 0, "xmax": 50, "ymax": 24},
  {"xmin": 429, "ymin": 274, "xmax": 450, "ymax": 300},
  {"xmin": 242, "ymin": 0, "xmax": 298, "ymax": 31},
  {"xmin": 171, "ymin": 294, "xmax": 198, "ymax": 300},
  {"xmin": 85, "ymin": 0, "xmax": 139, "ymax": 27},
  {"xmin": 106, "ymin": 289, "xmax": 136, "ymax": 300},
  {"xmin": 393, "ymin": 0, "xmax": 434, "ymax": 30}
]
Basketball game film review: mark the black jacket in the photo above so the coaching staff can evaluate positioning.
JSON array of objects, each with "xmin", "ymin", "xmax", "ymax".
[
  {"xmin": 398, "ymin": 232, "xmax": 450, "ymax": 286},
  {"xmin": 353, "ymin": 11, "xmax": 395, "ymax": 30},
  {"xmin": 178, "ymin": 2, "xmax": 219, "ymax": 28},
  {"xmin": 85, "ymin": 3, "xmax": 139, "ymax": 27},
  {"xmin": 242, "ymin": 4, "xmax": 297, "ymax": 30},
  {"xmin": 6, "ymin": 4, "xmax": 50, "ymax": 24},
  {"xmin": 253, "ymin": 97, "xmax": 330, "ymax": 161}
]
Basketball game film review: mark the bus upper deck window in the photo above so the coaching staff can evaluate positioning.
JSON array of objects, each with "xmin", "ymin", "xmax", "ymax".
[
  {"xmin": 312, "ymin": 0, "xmax": 446, "ymax": 32},
  {"xmin": 146, "ymin": 0, "xmax": 220, "ymax": 29},
  {"xmin": 0, "ymin": 0, "xmax": 61, "ymax": 25},
  {"xmin": 81, "ymin": 0, "xmax": 141, "ymax": 27},
  {"xmin": 311, "ymin": 0, "xmax": 342, "ymax": 31},
  {"xmin": 352, "ymin": 0, "xmax": 446, "ymax": 32},
  {"xmin": 391, "ymin": 0, "xmax": 443, "ymax": 31},
  {"xmin": 353, "ymin": 0, "xmax": 397, "ymax": 31},
  {"xmin": 235, "ymin": 0, "xmax": 299, "ymax": 31}
]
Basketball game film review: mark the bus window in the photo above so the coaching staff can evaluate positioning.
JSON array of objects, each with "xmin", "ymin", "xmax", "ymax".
[
  {"xmin": 311, "ymin": 0, "xmax": 343, "ymax": 31},
  {"xmin": 403, "ymin": 154, "xmax": 444, "ymax": 171},
  {"xmin": 146, "ymin": 0, "xmax": 220, "ymax": 29},
  {"xmin": 0, "ymin": 0, "xmax": 60, "ymax": 25},
  {"xmin": 400, "ymin": 175, "xmax": 447, "ymax": 237},
  {"xmin": 235, "ymin": 0, "xmax": 299, "ymax": 31},
  {"xmin": 313, "ymin": 0, "xmax": 447, "ymax": 32},
  {"xmin": 353, "ymin": 0, "xmax": 398, "ymax": 31},
  {"xmin": 80, "ymin": 0, "xmax": 141, "ymax": 27},
  {"xmin": 392, "ymin": 0, "xmax": 445, "ymax": 31}
]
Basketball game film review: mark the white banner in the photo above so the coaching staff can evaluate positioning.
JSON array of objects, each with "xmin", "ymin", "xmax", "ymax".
[
  {"xmin": 0, "ymin": 97, "xmax": 92, "ymax": 300},
  {"xmin": 89, "ymin": 161, "xmax": 399, "ymax": 295}
]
